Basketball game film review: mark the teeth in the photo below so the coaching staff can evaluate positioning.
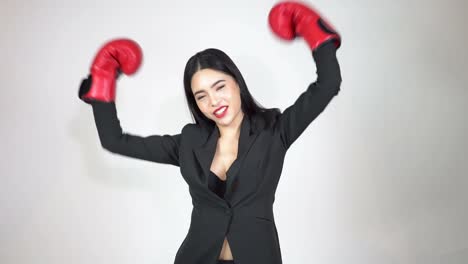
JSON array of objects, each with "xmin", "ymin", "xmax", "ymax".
[{"xmin": 215, "ymin": 106, "xmax": 227, "ymax": 115}]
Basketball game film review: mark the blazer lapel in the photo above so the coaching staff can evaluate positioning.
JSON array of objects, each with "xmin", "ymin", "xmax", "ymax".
[{"xmin": 193, "ymin": 115, "xmax": 259, "ymax": 206}]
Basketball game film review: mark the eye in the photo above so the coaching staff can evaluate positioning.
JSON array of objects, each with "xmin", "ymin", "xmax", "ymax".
[
  {"xmin": 217, "ymin": 85, "xmax": 225, "ymax": 90},
  {"xmin": 196, "ymin": 96, "xmax": 205, "ymax": 100}
]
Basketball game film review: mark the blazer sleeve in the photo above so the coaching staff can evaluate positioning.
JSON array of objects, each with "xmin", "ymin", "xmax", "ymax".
[
  {"xmin": 275, "ymin": 42, "xmax": 342, "ymax": 151},
  {"xmin": 90, "ymin": 101, "xmax": 181, "ymax": 166}
]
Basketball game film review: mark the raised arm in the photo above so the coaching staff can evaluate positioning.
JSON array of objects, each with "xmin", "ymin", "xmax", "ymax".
[
  {"xmin": 91, "ymin": 101, "xmax": 182, "ymax": 166},
  {"xmin": 268, "ymin": 1, "xmax": 342, "ymax": 150},
  {"xmin": 78, "ymin": 38, "xmax": 182, "ymax": 166},
  {"xmin": 276, "ymin": 43, "xmax": 341, "ymax": 150}
]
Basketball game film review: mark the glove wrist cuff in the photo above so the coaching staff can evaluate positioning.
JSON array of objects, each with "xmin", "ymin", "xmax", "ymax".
[{"xmin": 82, "ymin": 74, "xmax": 116, "ymax": 103}]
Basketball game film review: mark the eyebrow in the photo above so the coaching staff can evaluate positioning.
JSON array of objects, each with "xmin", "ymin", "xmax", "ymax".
[{"xmin": 193, "ymin": 79, "xmax": 225, "ymax": 97}]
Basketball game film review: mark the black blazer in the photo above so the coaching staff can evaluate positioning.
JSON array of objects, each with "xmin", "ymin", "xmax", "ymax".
[{"xmin": 89, "ymin": 43, "xmax": 341, "ymax": 264}]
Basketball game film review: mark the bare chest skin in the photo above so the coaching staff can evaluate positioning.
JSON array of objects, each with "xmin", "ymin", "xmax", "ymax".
[{"xmin": 210, "ymin": 137, "xmax": 238, "ymax": 260}]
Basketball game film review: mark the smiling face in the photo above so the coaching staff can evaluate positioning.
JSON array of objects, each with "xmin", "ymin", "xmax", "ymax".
[{"xmin": 191, "ymin": 68, "xmax": 243, "ymax": 127}]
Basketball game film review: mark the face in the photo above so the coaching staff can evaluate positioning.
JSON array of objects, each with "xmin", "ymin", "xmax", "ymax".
[{"xmin": 191, "ymin": 68, "xmax": 243, "ymax": 127}]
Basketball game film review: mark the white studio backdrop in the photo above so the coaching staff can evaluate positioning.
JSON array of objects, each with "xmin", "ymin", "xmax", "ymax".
[{"xmin": 1, "ymin": 0, "xmax": 467, "ymax": 263}]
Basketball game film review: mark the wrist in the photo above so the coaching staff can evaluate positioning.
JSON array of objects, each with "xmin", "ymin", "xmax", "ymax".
[{"xmin": 82, "ymin": 73, "xmax": 116, "ymax": 103}]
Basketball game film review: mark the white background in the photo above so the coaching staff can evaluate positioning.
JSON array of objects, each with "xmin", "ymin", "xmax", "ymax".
[{"xmin": 1, "ymin": 0, "xmax": 467, "ymax": 263}]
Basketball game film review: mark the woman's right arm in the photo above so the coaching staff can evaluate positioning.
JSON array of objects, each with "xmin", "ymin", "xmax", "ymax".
[
  {"xmin": 79, "ymin": 39, "xmax": 181, "ymax": 166},
  {"xmin": 91, "ymin": 101, "xmax": 182, "ymax": 167}
]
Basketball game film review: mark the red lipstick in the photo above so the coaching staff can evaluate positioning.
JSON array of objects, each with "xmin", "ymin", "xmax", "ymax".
[{"xmin": 213, "ymin": 106, "xmax": 228, "ymax": 118}]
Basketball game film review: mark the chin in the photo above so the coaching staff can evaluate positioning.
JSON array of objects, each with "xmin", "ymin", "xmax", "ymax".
[
  {"xmin": 214, "ymin": 116, "xmax": 233, "ymax": 126},
  {"xmin": 215, "ymin": 119, "xmax": 230, "ymax": 127}
]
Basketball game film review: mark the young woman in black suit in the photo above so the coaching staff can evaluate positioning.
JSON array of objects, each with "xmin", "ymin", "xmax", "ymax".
[{"xmin": 79, "ymin": 2, "xmax": 341, "ymax": 264}]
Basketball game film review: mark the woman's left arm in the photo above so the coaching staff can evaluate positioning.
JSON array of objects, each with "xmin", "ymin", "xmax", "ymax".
[
  {"xmin": 268, "ymin": 1, "xmax": 342, "ymax": 150},
  {"xmin": 276, "ymin": 42, "xmax": 342, "ymax": 150}
]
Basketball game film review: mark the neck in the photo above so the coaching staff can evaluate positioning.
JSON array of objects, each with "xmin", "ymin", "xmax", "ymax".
[{"xmin": 217, "ymin": 111, "xmax": 244, "ymax": 140}]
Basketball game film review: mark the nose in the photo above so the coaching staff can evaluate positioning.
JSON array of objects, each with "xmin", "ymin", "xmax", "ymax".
[{"xmin": 210, "ymin": 95, "xmax": 220, "ymax": 107}]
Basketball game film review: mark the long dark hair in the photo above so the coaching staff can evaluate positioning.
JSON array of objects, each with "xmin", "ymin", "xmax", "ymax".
[{"xmin": 183, "ymin": 48, "xmax": 280, "ymax": 133}]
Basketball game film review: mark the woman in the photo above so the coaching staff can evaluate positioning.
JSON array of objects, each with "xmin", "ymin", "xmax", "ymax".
[{"xmin": 79, "ymin": 2, "xmax": 342, "ymax": 264}]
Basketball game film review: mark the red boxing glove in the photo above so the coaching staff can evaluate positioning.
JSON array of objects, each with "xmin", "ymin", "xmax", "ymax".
[
  {"xmin": 80, "ymin": 38, "xmax": 142, "ymax": 103},
  {"xmin": 268, "ymin": 1, "xmax": 341, "ymax": 51}
]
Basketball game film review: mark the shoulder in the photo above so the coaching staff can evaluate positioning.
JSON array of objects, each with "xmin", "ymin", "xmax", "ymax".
[
  {"xmin": 178, "ymin": 123, "xmax": 210, "ymax": 149},
  {"xmin": 181, "ymin": 123, "xmax": 198, "ymax": 134},
  {"xmin": 252, "ymin": 108, "xmax": 282, "ymax": 132},
  {"xmin": 180, "ymin": 123, "xmax": 208, "ymax": 138}
]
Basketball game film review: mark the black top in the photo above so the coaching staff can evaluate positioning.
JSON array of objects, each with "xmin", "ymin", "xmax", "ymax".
[{"xmin": 208, "ymin": 170, "xmax": 227, "ymax": 199}]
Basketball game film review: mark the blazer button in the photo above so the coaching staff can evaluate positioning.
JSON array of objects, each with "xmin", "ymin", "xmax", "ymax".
[{"xmin": 225, "ymin": 208, "xmax": 232, "ymax": 215}]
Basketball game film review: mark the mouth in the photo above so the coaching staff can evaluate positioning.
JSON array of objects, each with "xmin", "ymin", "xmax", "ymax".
[{"xmin": 213, "ymin": 106, "xmax": 228, "ymax": 118}]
